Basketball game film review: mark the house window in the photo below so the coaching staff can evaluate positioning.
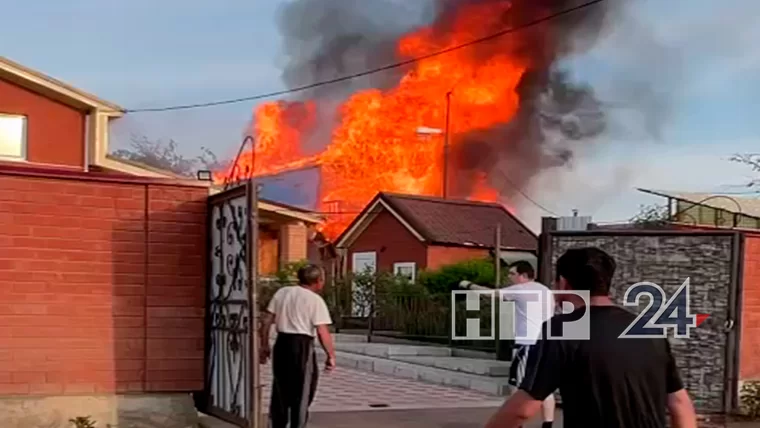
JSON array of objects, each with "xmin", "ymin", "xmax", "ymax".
[
  {"xmin": 393, "ymin": 262, "xmax": 417, "ymax": 283},
  {"xmin": 0, "ymin": 114, "xmax": 27, "ymax": 160}
]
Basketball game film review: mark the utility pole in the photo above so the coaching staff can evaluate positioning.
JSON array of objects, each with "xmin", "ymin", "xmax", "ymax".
[
  {"xmin": 494, "ymin": 223, "xmax": 502, "ymax": 288},
  {"xmin": 443, "ymin": 91, "xmax": 452, "ymax": 199},
  {"xmin": 247, "ymin": 177, "xmax": 262, "ymax": 428},
  {"xmin": 494, "ymin": 223, "xmax": 502, "ymax": 360}
]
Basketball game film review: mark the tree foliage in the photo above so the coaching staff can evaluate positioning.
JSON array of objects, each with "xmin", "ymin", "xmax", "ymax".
[
  {"xmin": 730, "ymin": 153, "xmax": 760, "ymax": 189},
  {"xmin": 111, "ymin": 134, "xmax": 224, "ymax": 177},
  {"xmin": 630, "ymin": 203, "xmax": 671, "ymax": 226}
]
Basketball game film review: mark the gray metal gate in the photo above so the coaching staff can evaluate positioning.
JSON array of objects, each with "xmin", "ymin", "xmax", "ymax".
[
  {"xmin": 538, "ymin": 225, "xmax": 743, "ymax": 414},
  {"xmin": 201, "ymin": 182, "xmax": 260, "ymax": 427}
]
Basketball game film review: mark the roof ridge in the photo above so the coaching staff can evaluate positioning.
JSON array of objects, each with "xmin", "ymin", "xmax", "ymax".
[{"xmin": 380, "ymin": 192, "xmax": 504, "ymax": 208}]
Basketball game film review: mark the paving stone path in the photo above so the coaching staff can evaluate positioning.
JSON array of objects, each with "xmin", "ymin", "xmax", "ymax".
[{"xmin": 259, "ymin": 360, "xmax": 505, "ymax": 413}]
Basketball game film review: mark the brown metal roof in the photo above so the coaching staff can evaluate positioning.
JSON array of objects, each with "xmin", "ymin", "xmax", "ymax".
[{"xmin": 379, "ymin": 193, "xmax": 537, "ymax": 250}]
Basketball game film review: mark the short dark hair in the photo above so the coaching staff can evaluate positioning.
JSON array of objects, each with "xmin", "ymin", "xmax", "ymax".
[
  {"xmin": 297, "ymin": 264, "xmax": 323, "ymax": 286},
  {"xmin": 509, "ymin": 261, "xmax": 535, "ymax": 279},
  {"xmin": 555, "ymin": 247, "xmax": 616, "ymax": 296}
]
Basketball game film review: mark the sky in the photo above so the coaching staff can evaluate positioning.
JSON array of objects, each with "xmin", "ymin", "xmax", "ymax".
[{"xmin": 2, "ymin": 0, "xmax": 759, "ymax": 231}]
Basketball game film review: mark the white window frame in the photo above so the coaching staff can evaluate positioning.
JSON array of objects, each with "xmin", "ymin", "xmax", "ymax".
[
  {"xmin": 393, "ymin": 262, "xmax": 417, "ymax": 283},
  {"xmin": 0, "ymin": 113, "xmax": 28, "ymax": 161}
]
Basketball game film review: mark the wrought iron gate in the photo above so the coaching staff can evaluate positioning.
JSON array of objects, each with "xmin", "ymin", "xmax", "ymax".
[{"xmin": 201, "ymin": 182, "xmax": 259, "ymax": 427}]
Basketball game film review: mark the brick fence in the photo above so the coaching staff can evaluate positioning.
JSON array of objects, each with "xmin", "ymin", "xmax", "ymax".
[
  {"xmin": 741, "ymin": 234, "xmax": 760, "ymax": 380},
  {"xmin": 0, "ymin": 169, "xmax": 207, "ymax": 401}
]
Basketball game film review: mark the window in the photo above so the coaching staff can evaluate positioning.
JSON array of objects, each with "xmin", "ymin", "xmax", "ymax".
[
  {"xmin": 393, "ymin": 262, "xmax": 417, "ymax": 283},
  {"xmin": 0, "ymin": 114, "xmax": 27, "ymax": 160}
]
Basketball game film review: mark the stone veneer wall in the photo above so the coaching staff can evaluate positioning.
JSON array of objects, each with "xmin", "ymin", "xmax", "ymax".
[{"xmin": 550, "ymin": 233, "xmax": 737, "ymax": 413}]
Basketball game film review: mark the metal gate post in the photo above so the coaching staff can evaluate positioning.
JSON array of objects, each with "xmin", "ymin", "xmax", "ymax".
[{"xmin": 247, "ymin": 178, "xmax": 262, "ymax": 428}]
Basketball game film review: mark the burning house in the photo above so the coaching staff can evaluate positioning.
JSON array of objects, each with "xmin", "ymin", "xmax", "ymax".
[{"xmin": 215, "ymin": 0, "xmax": 613, "ymax": 244}]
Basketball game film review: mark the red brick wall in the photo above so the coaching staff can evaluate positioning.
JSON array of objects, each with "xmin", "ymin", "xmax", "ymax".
[
  {"xmin": 740, "ymin": 234, "xmax": 760, "ymax": 380},
  {"xmin": 0, "ymin": 171, "xmax": 206, "ymax": 395},
  {"xmin": 426, "ymin": 245, "xmax": 490, "ymax": 271},
  {"xmin": 347, "ymin": 209, "xmax": 427, "ymax": 272},
  {"xmin": 0, "ymin": 78, "xmax": 86, "ymax": 169}
]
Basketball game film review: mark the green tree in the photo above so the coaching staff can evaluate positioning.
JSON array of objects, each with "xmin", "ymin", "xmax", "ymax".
[{"xmin": 111, "ymin": 134, "xmax": 223, "ymax": 177}]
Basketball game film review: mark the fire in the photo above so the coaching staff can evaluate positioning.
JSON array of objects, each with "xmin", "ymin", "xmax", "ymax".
[
  {"xmin": 217, "ymin": 1, "xmax": 528, "ymax": 240},
  {"xmin": 469, "ymin": 172, "xmax": 500, "ymax": 203}
]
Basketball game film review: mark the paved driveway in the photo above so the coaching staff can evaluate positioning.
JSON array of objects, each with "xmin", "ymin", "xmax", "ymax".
[
  {"xmin": 309, "ymin": 408, "xmax": 560, "ymax": 428},
  {"xmin": 260, "ymin": 360, "xmax": 505, "ymax": 412}
]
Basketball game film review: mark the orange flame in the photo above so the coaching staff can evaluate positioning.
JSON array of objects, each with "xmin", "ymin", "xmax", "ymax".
[{"xmin": 217, "ymin": 1, "xmax": 526, "ymax": 240}]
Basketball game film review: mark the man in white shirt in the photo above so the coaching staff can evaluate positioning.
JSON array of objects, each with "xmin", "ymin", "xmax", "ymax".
[
  {"xmin": 503, "ymin": 261, "xmax": 556, "ymax": 428},
  {"xmin": 260, "ymin": 264, "xmax": 336, "ymax": 428}
]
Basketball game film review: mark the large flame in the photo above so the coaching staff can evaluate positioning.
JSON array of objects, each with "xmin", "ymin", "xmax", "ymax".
[{"xmin": 217, "ymin": 1, "xmax": 528, "ymax": 240}]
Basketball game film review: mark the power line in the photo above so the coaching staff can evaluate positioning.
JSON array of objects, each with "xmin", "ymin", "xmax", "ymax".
[
  {"xmin": 124, "ymin": 0, "xmax": 605, "ymax": 113},
  {"xmin": 489, "ymin": 169, "xmax": 560, "ymax": 216}
]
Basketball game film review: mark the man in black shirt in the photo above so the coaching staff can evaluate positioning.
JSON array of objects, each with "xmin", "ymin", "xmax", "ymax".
[{"xmin": 485, "ymin": 247, "xmax": 697, "ymax": 428}]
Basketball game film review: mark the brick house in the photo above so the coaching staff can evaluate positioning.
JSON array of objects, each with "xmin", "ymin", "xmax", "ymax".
[
  {"xmin": 0, "ymin": 55, "xmax": 217, "ymax": 427},
  {"xmin": 334, "ymin": 192, "xmax": 538, "ymax": 282},
  {"xmin": 0, "ymin": 53, "xmax": 321, "ymax": 271},
  {"xmin": 0, "ymin": 56, "xmax": 321, "ymax": 427}
]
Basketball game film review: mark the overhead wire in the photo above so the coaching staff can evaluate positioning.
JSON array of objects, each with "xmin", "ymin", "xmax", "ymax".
[
  {"xmin": 123, "ymin": 0, "xmax": 606, "ymax": 113},
  {"xmin": 489, "ymin": 169, "xmax": 561, "ymax": 216},
  {"xmin": 191, "ymin": 0, "xmax": 604, "ymax": 217}
]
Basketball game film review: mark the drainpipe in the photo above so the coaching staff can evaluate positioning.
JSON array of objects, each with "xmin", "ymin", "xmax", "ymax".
[{"xmin": 83, "ymin": 113, "xmax": 90, "ymax": 172}]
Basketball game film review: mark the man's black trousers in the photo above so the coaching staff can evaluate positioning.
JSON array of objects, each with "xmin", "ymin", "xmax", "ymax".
[{"xmin": 269, "ymin": 333, "xmax": 319, "ymax": 428}]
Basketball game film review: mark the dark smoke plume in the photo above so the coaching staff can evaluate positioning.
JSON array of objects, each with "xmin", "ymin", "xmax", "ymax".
[
  {"xmin": 276, "ymin": 0, "xmax": 418, "ymax": 99},
  {"xmin": 274, "ymin": 0, "xmax": 670, "ymax": 201}
]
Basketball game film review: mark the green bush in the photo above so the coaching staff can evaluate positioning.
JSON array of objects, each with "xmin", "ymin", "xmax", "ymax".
[
  {"xmin": 258, "ymin": 260, "xmax": 310, "ymax": 311},
  {"xmin": 384, "ymin": 275, "xmax": 430, "ymax": 297},
  {"xmin": 274, "ymin": 259, "xmax": 310, "ymax": 282},
  {"xmin": 417, "ymin": 258, "xmax": 501, "ymax": 294},
  {"xmin": 324, "ymin": 269, "xmax": 431, "ymax": 319}
]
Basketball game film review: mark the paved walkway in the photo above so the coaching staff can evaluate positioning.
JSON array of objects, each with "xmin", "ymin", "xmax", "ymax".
[
  {"xmin": 309, "ymin": 407, "xmax": 555, "ymax": 427},
  {"xmin": 309, "ymin": 410, "xmax": 760, "ymax": 428},
  {"xmin": 260, "ymin": 360, "xmax": 505, "ymax": 412}
]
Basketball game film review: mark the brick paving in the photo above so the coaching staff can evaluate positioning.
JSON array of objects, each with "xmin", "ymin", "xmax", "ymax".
[
  {"xmin": 259, "ymin": 360, "xmax": 505, "ymax": 413},
  {"xmin": 308, "ymin": 407, "xmax": 554, "ymax": 428}
]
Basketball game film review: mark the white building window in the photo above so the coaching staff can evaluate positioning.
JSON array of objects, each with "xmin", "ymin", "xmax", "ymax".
[
  {"xmin": 393, "ymin": 262, "xmax": 417, "ymax": 283},
  {"xmin": 0, "ymin": 114, "xmax": 27, "ymax": 160}
]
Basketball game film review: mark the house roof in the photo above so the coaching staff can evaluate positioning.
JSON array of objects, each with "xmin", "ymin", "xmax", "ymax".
[
  {"xmin": 0, "ymin": 55, "xmax": 123, "ymax": 114},
  {"xmin": 638, "ymin": 188, "xmax": 760, "ymax": 219},
  {"xmin": 208, "ymin": 183, "xmax": 323, "ymax": 225},
  {"xmin": 103, "ymin": 154, "xmax": 191, "ymax": 179},
  {"xmin": 335, "ymin": 192, "xmax": 537, "ymax": 250},
  {"xmin": 259, "ymin": 198, "xmax": 324, "ymax": 225}
]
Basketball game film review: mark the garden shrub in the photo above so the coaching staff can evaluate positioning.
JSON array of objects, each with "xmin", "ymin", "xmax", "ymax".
[{"xmin": 417, "ymin": 258, "xmax": 501, "ymax": 294}]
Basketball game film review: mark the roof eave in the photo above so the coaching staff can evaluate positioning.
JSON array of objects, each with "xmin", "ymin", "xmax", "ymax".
[
  {"xmin": 0, "ymin": 56, "xmax": 125, "ymax": 113},
  {"xmin": 335, "ymin": 193, "xmax": 426, "ymax": 248},
  {"xmin": 259, "ymin": 201, "xmax": 323, "ymax": 225}
]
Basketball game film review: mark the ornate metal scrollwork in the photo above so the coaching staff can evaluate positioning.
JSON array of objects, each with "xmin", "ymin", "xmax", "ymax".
[{"xmin": 205, "ymin": 191, "xmax": 252, "ymax": 425}]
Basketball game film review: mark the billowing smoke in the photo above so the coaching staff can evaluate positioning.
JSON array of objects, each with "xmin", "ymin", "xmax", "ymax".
[{"xmin": 272, "ymin": 0, "xmax": 673, "ymax": 204}]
